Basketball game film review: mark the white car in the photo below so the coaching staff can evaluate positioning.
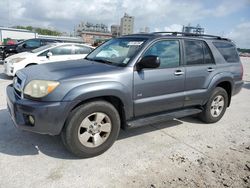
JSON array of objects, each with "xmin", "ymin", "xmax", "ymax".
[{"xmin": 3, "ymin": 43, "xmax": 94, "ymax": 76}]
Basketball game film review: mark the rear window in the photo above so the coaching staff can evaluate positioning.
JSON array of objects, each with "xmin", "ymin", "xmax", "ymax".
[{"xmin": 213, "ymin": 42, "xmax": 239, "ymax": 63}]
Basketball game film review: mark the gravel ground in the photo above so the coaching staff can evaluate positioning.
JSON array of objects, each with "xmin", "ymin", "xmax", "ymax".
[{"xmin": 0, "ymin": 58, "xmax": 249, "ymax": 188}]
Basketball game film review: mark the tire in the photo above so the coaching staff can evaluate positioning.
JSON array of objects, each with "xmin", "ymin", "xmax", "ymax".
[
  {"xmin": 199, "ymin": 87, "xmax": 228, "ymax": 123},
  {"xmin": 61, "ymin": 100, "xmax": 120, "ymax": 158}
]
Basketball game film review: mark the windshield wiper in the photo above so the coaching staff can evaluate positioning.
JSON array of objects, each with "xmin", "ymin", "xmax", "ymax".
[{"xmin": 86, "ymin": 57, "xmax": 114, "ymax": 65}]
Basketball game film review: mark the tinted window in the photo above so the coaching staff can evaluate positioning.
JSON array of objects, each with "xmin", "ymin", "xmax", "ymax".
[
  {"xmin": 32, "ymin": 44, "xmax": 56, "ymax": 53},
  {"xmin": 185, "ymin": 40, "xmax": 203, "ymax": 65},
  {"xmin": 41, "ymin": 40, "xmax": 57, "ymax": 45},
  {"xmin": 143, "ymin": 40, "xmax": 180, "ymax": 68},
  {"xmin": 213, "ymin": 42, "xmax": 239, "ymax": 63},
  {"xmin": 74, "ymin": 45, "xmax": 92, "ymax": 54},
  {"xmin": 50, "ymin": 45, "xmax": 73, "ymax": 55},
  {"xmin": 203, "ymin": 43, "xmax": 214, "ymax": 64},
  {"xmin": 24, "ymin": 39, "xmax": 41, "ymax": 48}
]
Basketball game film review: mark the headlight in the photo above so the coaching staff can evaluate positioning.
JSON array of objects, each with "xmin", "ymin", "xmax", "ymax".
[
  {"xmin": 24, "ymin": 80, "xmax": 60, "ymax": 98},
  {"xmin": 10, "ymin": 58, "xmax": 25, "ymax": 64}
]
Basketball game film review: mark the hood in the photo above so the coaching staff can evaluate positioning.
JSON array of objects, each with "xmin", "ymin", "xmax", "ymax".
[
  {"xmin": 19, "ymin": 59, "xmax": 120, "ymax": 82},
  {"xmin": 5, "ymin": 52, "xmax": 35, "ymax": 60}
]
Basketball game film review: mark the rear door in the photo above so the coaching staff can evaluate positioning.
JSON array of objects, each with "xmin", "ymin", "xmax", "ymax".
[
  {"xmin": 183, "ymin": 40, "xmax": 217, "ymax": 107},
  {"xmin": 133, "ymin": 39, "xmax": 185, "ymax": 116}
]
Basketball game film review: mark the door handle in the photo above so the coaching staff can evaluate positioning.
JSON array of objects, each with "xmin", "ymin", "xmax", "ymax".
[
  {"xmin": 207, "ymin": 67, "xmax": 215, "ymax": 72},
  {"xmin": 174, "ymin": 70, "xmax": 184, "ymax": 76}
]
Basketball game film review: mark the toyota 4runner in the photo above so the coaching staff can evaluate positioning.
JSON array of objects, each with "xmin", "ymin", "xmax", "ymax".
[{"xmin": 6, "ymin": 32, "xmax": 244, "ymax": 157}]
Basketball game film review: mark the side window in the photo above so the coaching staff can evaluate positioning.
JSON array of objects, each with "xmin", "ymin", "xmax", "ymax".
[
  {"xmin": 41, "ymin": 40, "xmax": 55, "ymax": 45},
  {"xmin": 213, "ymin": 42, "xmax": 239, "ymax": 63},
  {"xmin": 25, "ymin": 39, "xmax": 41, "ymax": 48},
  {"xmin": 185, "ymin": 40, "xmax": 203, "ymax": 65},
  {"xmin": 203, "ymin": 42, "xmax": 214, "ymax": 64},
  {"xmin": 38, "ymin": 50, "xmax": 49, "ymax": 56},
  {"xmin": 74, "ymin": 45, "xmax": 92, "ymax": 54},
  {"xmin": 50, "ymin": 45, "xmax": 73, "ymax": 55},
  {"xmin": 143, "ymin": 40, "xmax": 180, "ymax": 68}
]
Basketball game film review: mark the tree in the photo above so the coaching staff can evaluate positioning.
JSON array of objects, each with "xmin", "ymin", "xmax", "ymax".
[{"xmin": 13, "ymin": 26, "xmax": 61, "ymax": 36}]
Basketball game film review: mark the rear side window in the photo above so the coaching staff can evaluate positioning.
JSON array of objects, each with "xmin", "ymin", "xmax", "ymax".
[
  {"xmin": 213, "ymin": 42, "xmax": 239, "ymax": 63},
  {"xmin": 50, "ymin": 45, "xmax": 73, "ymax": 55},
  {"xmin": 41, "ymin": 40, "xmax": 56, "ymax": 45},
  {"xmin": 185, "ymin": 40, "xmax": 203, "ymax": 65},
  {"xmin": 185, "ymin": 40, "xmax": 214, "ymax": 65},
  {"xmin": 73, "ymin": 45, "xmax": 92, "ymax": 54},
  {"xmin": 23, "ymin": 39, "xmax": 41, "ymax": 48}
]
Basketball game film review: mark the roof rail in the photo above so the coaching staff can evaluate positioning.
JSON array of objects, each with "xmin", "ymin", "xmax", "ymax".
[{"xmin": 152, "ymin": 32, "xmax": 230, "ymax": 41}]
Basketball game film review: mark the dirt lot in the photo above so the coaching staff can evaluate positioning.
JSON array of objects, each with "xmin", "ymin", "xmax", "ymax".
[{"xmin": 0, "ymin": 58, "xmax": 249, "ymax": 188}]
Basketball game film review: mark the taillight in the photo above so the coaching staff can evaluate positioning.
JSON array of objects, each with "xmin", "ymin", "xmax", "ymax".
[{"xmin": 240, "ymin": 63, "xmax": 244, "ymax": 80}]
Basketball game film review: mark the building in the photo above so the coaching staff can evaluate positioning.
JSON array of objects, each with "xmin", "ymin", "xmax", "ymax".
[
  {"xmin": 182, "ymin": 24, "xmax": 204, "ymax": 34},
  {"xmin": 120, "ymin": 13, "xmax": 134, "ymax": 35},
  {"xmin": 0, "ymin": 27, "xmax": 83, "ymax": 45},
  {"xmin": 139, "ymin": 26, "xmax": 150, "ymax": 33},
  {"xmin": 80, "ymin": 31, "xmax": 112, "ymax": 45},
  {"xmin": 0, "ymin": 27, "xmax": 37, "ymax": 44},
  {"xmin": 76, "ymin": 22, "xmax": 112, "ymax": 45},
  {"xmin": 111, "ymin": 25, "xmax": 120, "ymax": 37}
]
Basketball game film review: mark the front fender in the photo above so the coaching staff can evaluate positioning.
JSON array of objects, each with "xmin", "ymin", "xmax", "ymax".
[{"xmin": 63, "ymin": 81, "xmax": 133, "ymax": 119}]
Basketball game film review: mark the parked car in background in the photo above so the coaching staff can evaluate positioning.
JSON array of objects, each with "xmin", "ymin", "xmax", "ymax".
[
  {"xmin": 0, "ymin": 45, "xmax": 4, "ymax": 61},
  {"xmin": 1, "ymin": 38, "xmax": 84, "ymax": 60},
  {"xmin": 4, "ymin": 43, "xmax": 94, "ymax": 76}
]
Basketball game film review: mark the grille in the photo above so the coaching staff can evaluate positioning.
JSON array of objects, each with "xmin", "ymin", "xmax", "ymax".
[
  {"xmin": 14, "ymin": 87, "xmax": 22, "ymax": 98},
  {"xmin": 17, "ymin": 76, "xmax": 22, "ymax": 85}
]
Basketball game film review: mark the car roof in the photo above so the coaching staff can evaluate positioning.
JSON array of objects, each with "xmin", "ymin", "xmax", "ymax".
[{"xmin": 52, "ymin": 42, "xmax": 94, "ymax": 48}]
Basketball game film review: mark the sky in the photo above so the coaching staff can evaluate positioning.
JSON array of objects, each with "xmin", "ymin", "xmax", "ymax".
[{"xmin": 0, "ymin": 0, "xmax": 250, "ymax": 48}]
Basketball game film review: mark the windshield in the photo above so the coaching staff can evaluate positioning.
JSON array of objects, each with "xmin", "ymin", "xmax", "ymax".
[
  {"xmin": 86, "ymin": 38, "xmax": 147, "ymax": 66},
  {"xmin": 31, "ymin": 44, "xmax": 56, "ymax": 53}
]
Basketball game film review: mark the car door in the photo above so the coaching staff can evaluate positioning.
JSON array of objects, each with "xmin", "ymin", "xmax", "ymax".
[
  {"xmin": 183, "ymin": 40, "xmax": 217, "ymax": 107},
  {"xmin": 133, "ymin": 39, "xmax": 185, "ymax": 116}
]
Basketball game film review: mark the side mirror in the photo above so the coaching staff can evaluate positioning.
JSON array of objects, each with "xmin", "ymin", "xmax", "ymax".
[
  {"xmin": 22, "ymin": 43, "xmax": 27, "ymax": 48},
  {"xmin": 46, "ymin": 51, "xmax": 52, "ymax": 58},
  {"xmin": 137, "ymin": 55, "xmax": 160, "ymax": 70}
]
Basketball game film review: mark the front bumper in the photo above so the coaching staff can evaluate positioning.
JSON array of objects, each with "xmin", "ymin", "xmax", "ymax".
[
  {"xmin": 6, "ymin": 85, "xmax": 71, "ymax": 135},
  {"xmin": 3, "ymin": 61, "xmax": 14, "ymax": 76}
]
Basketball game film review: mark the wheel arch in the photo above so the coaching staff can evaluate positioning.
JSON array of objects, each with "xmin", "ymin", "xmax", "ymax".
[
  {"xmin": 205, "ymin": 73, "xmax": 234, "ymax": 107},
  {"xmin": 69, "ymin": 96, "xmax": 127, "ymax": 129},
  {"xmin": 25, "ymin": 63, "xmax": 38, "ymax": 67}
]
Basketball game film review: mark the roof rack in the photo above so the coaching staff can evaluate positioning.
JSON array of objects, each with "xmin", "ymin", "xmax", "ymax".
[{"xmin": 152, "ymin": 32, "xmax": 230, "ymax": 41}]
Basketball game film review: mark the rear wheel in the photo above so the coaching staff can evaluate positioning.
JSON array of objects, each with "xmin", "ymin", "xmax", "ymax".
[
  {"xmin": 199, "ymin": 87, "xmax": 228, "ymax": 123},
  {"xmin": 61, "ymin": 100, "xmax": 120, "ymax": 158}
]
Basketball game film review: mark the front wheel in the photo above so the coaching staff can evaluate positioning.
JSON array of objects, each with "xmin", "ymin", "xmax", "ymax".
[
  {"xmin": 61, "ymin": 100, "xmax": 120, "ymax": 158},
  {"xmin": 199, "ymin": 87, "xmax": 228, "ymax": 123}
]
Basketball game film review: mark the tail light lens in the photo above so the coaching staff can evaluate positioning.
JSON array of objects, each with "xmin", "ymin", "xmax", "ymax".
[{"xmin": 240, "ymin": 63, "xmax": 244, "ymax": 80}]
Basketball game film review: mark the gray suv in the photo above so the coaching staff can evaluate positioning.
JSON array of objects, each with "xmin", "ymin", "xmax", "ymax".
[{"xmin": 6, "ymin": 32, "xmax": 243, "ymax": 157}]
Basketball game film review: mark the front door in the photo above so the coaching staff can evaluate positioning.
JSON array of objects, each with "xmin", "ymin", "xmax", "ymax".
[{"xmin": 133, "ymin": 39, "xmax": 185, "ymax": 117}]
